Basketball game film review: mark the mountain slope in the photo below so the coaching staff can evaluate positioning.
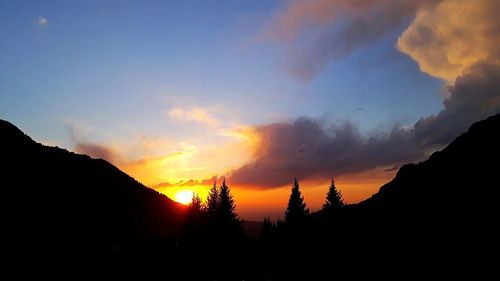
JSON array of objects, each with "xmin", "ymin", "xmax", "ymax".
[
  {"xmin": 356, "ymin": 113, "xmax": 499, "ymax": 221},
  {"xmin": 337, "ymin": 113, "xmax": 500, "ymax": 276},
  {"xmin": 0, "ymin": 119, "xmax": 186, "ymax": 276}
]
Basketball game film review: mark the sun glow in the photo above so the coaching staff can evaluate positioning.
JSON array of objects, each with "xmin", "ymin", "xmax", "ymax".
[{"xmin": 174, "ymin": 190, "xmax": 194, "ymax": 205}]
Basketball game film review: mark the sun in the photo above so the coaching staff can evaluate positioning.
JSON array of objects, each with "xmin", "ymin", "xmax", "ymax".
[{"xmin": 174, "ymin": 190, "xmax": 194, "ymax": 205}]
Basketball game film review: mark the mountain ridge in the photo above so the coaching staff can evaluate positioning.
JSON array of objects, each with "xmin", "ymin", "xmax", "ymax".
[
  {"xmin": 2, "ymin": 114, "xmax": 499, "ymax": 278},
  {"xmin": 0, "ymin": 118, "xmax": 186, "ymax": 277}
]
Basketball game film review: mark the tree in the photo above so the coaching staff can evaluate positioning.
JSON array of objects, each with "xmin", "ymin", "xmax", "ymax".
[
  {"xmin": 261, "ymin": 216, "xmax": 275, "ymax": 243},
  {"xmin": 184, "ymin": 193, "xmax": 205, "ymax": 240},
  {"xmin": 284, "ymin": 178, "xmax": 309, "ymax": 226},
  {"xmin": 187, "ymin": 192, "xmax": 204, "ymax": 217},
  {"xmin": 217, "ymin": 179, "xmax": 241, "ymax": 230},
  {"xmin": 322, "ymin": 177, "xmax": 344, "ymax": 212},
  {"xmin": 262, "ymin": 217, "xmax": 273, "ymax": 231},
  {"xmin": 206, "ymin": 179, "xmax": 219, "ymax": 218}
]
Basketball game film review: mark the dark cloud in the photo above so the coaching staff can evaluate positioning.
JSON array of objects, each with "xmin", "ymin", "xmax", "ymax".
[
  {"xmin": 413, "ymin": 61, "xmax": 500, "ymax": 148},
  {"xmin": 69, "ymin": 125, "xmax": 121, "ymax": 164},
  {"xmin": 73, "ymin": 142, "xmax": 120, "ymax": 164},
  {"xmin": 230, "ymin": 118, "xmax": 421, "ymax": 188},
  {"xmin": 271, "ymin": 0, "xmax": 436, "ymax": 80},
  {"xmin": 231, "ymin": 61, "xmax": 500, "ymax": 188}
]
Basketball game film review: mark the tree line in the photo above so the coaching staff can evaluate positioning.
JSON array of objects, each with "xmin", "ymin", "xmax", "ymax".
[
  {"xmin": 184, "ymin": 176, "xmax": 344, "ymax": 240},
  {"xmin": 180, "ymin": 177, "xmax": 345, "ymax": 280}
]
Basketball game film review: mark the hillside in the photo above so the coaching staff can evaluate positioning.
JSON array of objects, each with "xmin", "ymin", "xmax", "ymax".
[
  {"xmin": 2, "ymin": 114, "xmax": 499, "ymax": 279},
  {"xmin": 0, "ymin": 119, "xmax": 186, "ymax": 277},
  {"xmin": 337, "ymin": 113, "xmax": 500, "ymax": 276},
  {"xmin": 355, "ymin": 113, "xmax": 499, "ymax": 224}
]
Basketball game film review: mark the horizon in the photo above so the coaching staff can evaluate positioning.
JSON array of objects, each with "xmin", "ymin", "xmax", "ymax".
[{"xmin": 2, "ymin": 0, "xmax": 500, "ymax": 221}]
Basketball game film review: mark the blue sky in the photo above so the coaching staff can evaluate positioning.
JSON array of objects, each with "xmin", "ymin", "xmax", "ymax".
[{"xmin": 0, "ymin": 0, "xmax": 443, "ymax": 147}]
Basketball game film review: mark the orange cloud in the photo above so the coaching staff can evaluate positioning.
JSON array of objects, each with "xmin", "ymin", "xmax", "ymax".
[
  {"xmin": 167, "ymin": 107, "xmax": 219, "ymax": 126},
  {"xmin": 71, "ymin": 124, "xmax": 260, "ymax": 189},
  {"xmin": 397, "ymin": 0, "xmax": 500, "ymax": 82}
]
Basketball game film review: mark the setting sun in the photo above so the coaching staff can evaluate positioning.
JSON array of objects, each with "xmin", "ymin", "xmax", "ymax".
[{"xmin": 174, "ymin": 190, "xmax": 194, "ymax": 205}]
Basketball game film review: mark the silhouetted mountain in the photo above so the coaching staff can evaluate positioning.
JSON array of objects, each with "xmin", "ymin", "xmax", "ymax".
[
  {"xmin": 259, "ymin": 114, "xmax": 500, "ymax": 280},
  {"xmin": 0, "ymin": 119, "xmax": 186, "ymax": 277},
  {"xmin": 335, "ymin": 113, "xmax": 500, "ymax": 277},
  {"xmin": 3, "ymin": 114, "xmax": 499, "ymax": 280},
  {"xmin": 352, "ymin": 113, "xmax": 499, "ymax": 229}
]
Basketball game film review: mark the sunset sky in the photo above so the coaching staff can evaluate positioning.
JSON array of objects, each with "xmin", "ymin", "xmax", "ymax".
[{"xmin": 1, "ymin": 0, "xmax": 499, "ymax": 220}]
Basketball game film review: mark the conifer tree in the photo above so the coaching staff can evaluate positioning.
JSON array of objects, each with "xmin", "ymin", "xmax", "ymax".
[
  {"xmin": 187, "ymin": 192, "xmax": 203, "ymax": 217},
  {"xmin": 284, "ymin": 178, "xmax": 309, "ymax": 226},
  {"xmin": 184, "ymin": 193, "xmax": 206, "ymax": 241},
  {"xmin": 217, "ymin": 179, "xmax": 240, "ymax": 229},
  {"xmin": 206, "ymin": 179, "xmax": 219, "ymax": 218},
  {"xmin": 261, "ymin": 216, "xmax": 274, "ymax": 242},
  {"xmin": 322, "ymin": 177, "xmax": 344, "ymax": 212}
]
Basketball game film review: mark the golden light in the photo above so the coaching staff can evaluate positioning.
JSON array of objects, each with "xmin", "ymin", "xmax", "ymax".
[{"xmin": 174, "ymin": 190, "xmax": 194, "ymax": 205}]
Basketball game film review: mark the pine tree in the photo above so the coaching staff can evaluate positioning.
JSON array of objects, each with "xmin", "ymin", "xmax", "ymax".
[
  {"xmin": 184, "ymin": 193, "xmax": 206, "ymax": 242},
  {"xmin": 322, "ymin": 177, "xmax": 344, "ymax": 212},
  {"xmin": 261, "ymin": 216, "xmax": 274, "ymax": 242},
  {"xmin": 217, "ymin": 179, "xmax": 240, "ymax": 228},
  {"xmin": 206, "ymin": 179, "xmax": 219, "ymax": 218},
  {"xmin": 284, "ymin": 178, "xmax": 309, "ymax": 226},
  {"xmin": 187, "ymin": 192, "xmax": 203, "ymax": 216}
]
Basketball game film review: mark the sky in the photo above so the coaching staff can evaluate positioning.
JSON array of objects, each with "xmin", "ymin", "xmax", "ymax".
[{"xmin": 1, "ymin": 0, "xmax": 500, "ymax": 221}]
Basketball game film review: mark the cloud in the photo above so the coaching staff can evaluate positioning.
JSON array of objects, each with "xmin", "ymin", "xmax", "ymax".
[
  {"xmin": 270, "ymin": 0, "xmax": 500, "ymax": 82},
  {"xmin": 397, "ymin": 0, "xmax": 500, "ymax": 82},
  {"xmin": 230, "ymin": 60, "xmax": 500, "ymax": 188},
  {"xmin": 413, "ymin": 61, "xmax": 500, "ymax": 148},
  {"xmin": 229, "ymin": 0, "xmax": 500, "ymax": 188},
  {"xmin": 69, "ymin": 124, "xmax": 122, "ymax": 164},
  {"xmin": 38, "ymin": 17, "xmax": 48, "ymax": 26},
  {"xmin": 154, "ymin": 176, "xmax": 222, "ymax": 189},
  {"xmin": 268, "ymin": 0, "xmax": 436, "ymax": 80},
  {"xmin": 229, "ymin": 118, "xmax": 421, "ymax": 188},
  {"xmin": 68, "ymin": 119, "xmax": 259, "ymax": 188},
  {"xmin": 74, "ymin": 141, "xmax": 121, "ymax": 164},
  {"xmin": 167, "ymin": 107, "xmax": 219, "ymax": 126}
]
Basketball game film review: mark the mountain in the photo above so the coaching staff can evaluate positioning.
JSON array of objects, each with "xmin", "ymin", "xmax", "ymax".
[
  {"xmin": 2, "ymin": 114, "xmax": 499, "ymax": 279},
  {"xmin": 266, "ymin": 114, "xmax": 500, "ymax": 279},
  {"xmin": 336, "ymin": 113, "xmax": 500, "ymax": 276},
  {"xmin": 0, "ymin": 119, "xmax": 186, "ymax": 277}
]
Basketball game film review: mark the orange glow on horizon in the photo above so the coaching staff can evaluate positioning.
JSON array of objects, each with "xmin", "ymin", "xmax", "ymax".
[
  {"xmin": 149, "ymin": 167, "xmax": 397, "ymax": 221},
  {"xmin": 232, "ymin": 168, "xmax": 396, "ymax": 221},
  {"xmin": 109, "ymin": 120, "xmax": 396, "ymax": 220}
]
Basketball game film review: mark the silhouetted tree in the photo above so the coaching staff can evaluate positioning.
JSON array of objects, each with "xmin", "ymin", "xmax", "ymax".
[
  {"xmin": 262, "ymin": 217, "xmax": 273, "ymax": 232},
  {"xmin": 187, "ymin": 193, "xmax": 204, "ymax": 217},
  {"xmin": 261, "ymin": 216, "xmax": 274, "ymax": 243},
  {"xmin": 284, "ymin": 178, "xmax": 309, "ymax": 227},
  {"xmin": 183, "ymin": 193, "xmax": 205, "ymax": 241},
  {"xmin": 206, "ymin": 179, "xmax": 219, "ymax": 218},
  {"xmin": 217, "ymin": 179, "xmax": 241, "ymax": 232},
  {"xmin": 322, "ymin": 177, "xmax": 344, "ymax": 212}
]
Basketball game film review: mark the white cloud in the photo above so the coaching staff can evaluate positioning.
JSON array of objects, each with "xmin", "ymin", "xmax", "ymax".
[{"xmin": 38, "ymin": 17, "xmax": 48, "ymax": 26}]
